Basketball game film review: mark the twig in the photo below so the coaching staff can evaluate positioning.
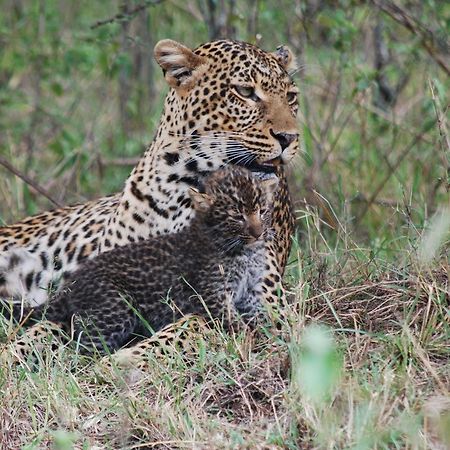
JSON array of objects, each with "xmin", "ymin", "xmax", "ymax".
[
  {"xmin": 0, "ymin": 155, "xmax": 62, "ymax": 208},
  {"xmin": 166, "ymin": 0, "xmax": 203, "ymax": 21},
  {"xmin": 310, "ymin": 84, "xmax": 434, "ymax": 145},
  {"xmin": 356, "ymin": 119, "xmax": 437, "ymax": 223},
  {"xmin": 322, "ymin": 103, "xmax": 357, "ymax": 167},
  {"xmin": 90, "ymin": 0, "xmax": 163, "ymax": 29},
  {"xmin": 320, "ymin": 56, "xmax": 343, "ymax": 142},
  {"xmin": 351, "ymin": 193, "xmax": 399, "ymax": 208},
  {"xmin": 373, "ymin": 17, "xmax": 409, "ymax": 109},
  {"xmin": 372, "ymin": 0, "xmax": 450, "ymax": 77}
]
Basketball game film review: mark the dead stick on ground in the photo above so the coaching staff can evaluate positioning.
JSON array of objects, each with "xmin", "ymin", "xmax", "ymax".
[{"xmin": 0, "ymin": 155, "xmax": 62, "ymax": 208}]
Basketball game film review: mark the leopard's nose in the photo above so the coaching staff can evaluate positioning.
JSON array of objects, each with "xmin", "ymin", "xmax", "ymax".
[{"xmin": 270, "ymin": 130, "xmax": 298, "ymax": 150}]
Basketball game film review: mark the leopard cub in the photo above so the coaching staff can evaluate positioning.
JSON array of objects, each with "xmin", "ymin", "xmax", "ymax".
[{"xmin": 7, "ymin": 167, "xmax": 277, "ymax": 354}]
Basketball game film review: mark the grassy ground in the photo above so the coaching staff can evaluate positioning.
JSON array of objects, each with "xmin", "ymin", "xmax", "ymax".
[{"xmin": 1, "ymin": 217, "xmax": 448, "ymax": 449}]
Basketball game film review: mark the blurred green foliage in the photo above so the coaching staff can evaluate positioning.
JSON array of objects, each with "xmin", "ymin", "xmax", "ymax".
[
  {"xmin": 0, "ymin": 0, "xmax": 448, "ymax": 255},
  {"xmin": 290, "ymin": 325, "xmax": 343, "ymax": 405}
]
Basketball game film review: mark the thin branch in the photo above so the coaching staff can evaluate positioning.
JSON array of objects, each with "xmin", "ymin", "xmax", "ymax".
[
  {"xmin": 0, "ymin": 156, "xmax": 63, "ymax": 208},
  {"xmin": 356, "ymin": 118, "xmax": 438, "ymax": 223},
  {"xmin": 310, "ymin": 83, "xmax": 434, "ymax": 144},
  {"xmin": 167, "ymin": 0, "xmax": 203, "ymax": 21},
  {"xmin": 90, "ymin": 0, "xmax": 163, "ymax": 29},
  {"xmin": 351, "ymin": 192, "xmax": 400, "ymax": 208},
  {"xmin": 372, "ymin": 0, "xmax": 450, "ymax": 76}
]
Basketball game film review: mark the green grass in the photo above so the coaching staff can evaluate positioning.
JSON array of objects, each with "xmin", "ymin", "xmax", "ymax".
[{"xmin": 1, "ymin": 216, "xmax": 448, "ymax": 449}]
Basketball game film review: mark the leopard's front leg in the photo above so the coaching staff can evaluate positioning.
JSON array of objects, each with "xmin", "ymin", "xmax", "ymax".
[
  {"xmin": 99, "ymin": 314, "xmax": 211, "ymax": 371},
  {"xmin": 1, "ymin": 320, "xmax": 66, "ymax": 365},
  {"xmin": 257, "ymin": 165, "xmax": 295, "ymax": 325},
  {"xmin": 238, "ymin": 240, "xmax": 286, "ymax": 330},
  {"xmin": 272, "ymin": 166, "xmax": 296, "ymax": 274}
]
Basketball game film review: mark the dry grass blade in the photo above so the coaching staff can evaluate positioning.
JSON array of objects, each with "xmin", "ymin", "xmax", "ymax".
[{"xmin": 1, "ymin": 248, "xmax": 448, "ymax": 448}]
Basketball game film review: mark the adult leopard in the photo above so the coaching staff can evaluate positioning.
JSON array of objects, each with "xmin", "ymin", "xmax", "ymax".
[{"xmin": 0, "ymin": 39, "xmax": 298, "ymax": 318}]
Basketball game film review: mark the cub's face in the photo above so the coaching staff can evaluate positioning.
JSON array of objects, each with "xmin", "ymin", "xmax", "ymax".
[
  {"xmin": 155, "ymin": 39, "xmax": 299, "ymax": 176},
  {"xmin": 189, "ymin": 167, "xmax": 277, "ymax": 250}
]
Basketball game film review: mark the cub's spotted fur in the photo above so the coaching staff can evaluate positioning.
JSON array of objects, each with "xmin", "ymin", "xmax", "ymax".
[
  {"xmin": 7, "ymin": 168, "xmax": 276, "ymax": 354},
  {"xmin": 0, "ymin": 38, "xmax": 298, "ymax": 308}
]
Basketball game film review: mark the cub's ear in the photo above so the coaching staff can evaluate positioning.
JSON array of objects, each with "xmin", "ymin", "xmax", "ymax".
[
  {"xmin": 272, "ymin": 45, "xmax": 297, "ymax": 73},
  {"xmin": 188, "ymin": 188, "xmax": 212, "ymax": 212},
  {"xmin": 154, "ymin": 39, "xmax": 207, "ymax": 90}
]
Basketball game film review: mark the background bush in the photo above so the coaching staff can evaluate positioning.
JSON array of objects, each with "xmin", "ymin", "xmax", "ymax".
[{"xmin": 1, "ymin": 0, "xmax": 448, "ymax": 253}]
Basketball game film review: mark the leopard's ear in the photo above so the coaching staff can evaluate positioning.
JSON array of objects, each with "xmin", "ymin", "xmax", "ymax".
[
  {"xmin": 154, "ymin": 39, "xmax": 207, "ymax": 90},
  {"xmin": 272, "ymin": 45, "xmax": 297, "ymax": 73},
  {"xmin": 188, "ymin": 188, "xmax": 212, "ymax": 212}
]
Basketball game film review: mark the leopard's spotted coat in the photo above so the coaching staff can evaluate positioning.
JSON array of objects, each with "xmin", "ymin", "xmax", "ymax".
[{"xmin": 1, "ymin": 38, "xmax": 298, "ymax": 360}]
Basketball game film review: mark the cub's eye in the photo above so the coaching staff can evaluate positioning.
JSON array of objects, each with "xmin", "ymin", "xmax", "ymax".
[
  {"xmin": 287, "ymin": 91, "xmax": 297, "ymax": 105},
  {"xmin": 228, "ymin": 209, "xmax": 245, "ymax": 222},
  {"xmin": 233, "ymin": 85, "xmax": 258, "ymax": 101}
]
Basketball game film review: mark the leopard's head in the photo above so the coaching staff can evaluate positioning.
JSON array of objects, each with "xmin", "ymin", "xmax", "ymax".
[
  {"xmin": 154, "ymin": 39, "xmax": 299, "ymax": 176},
  {"xmin": 189, "ymin": 167, "xmax": 277, "ymax": 252}
]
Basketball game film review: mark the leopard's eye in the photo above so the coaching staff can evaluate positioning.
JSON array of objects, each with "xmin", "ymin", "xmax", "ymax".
[
  {"xmin": 233, "ymin": 85, "xmax": 258, "ymax": 101},
  {"xmin": 287, "ymin": 91, "xmax": 297, "ymax": 105}
]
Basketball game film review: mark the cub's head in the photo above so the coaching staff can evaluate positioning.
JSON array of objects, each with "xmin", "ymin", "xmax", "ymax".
[
  {"xmin": 154, "ymin": 39, "xmax": 299, "ymax": 176},
  {"xmin": 189, "ymin": 167, "xmax": 277, "ymax": 252}
]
